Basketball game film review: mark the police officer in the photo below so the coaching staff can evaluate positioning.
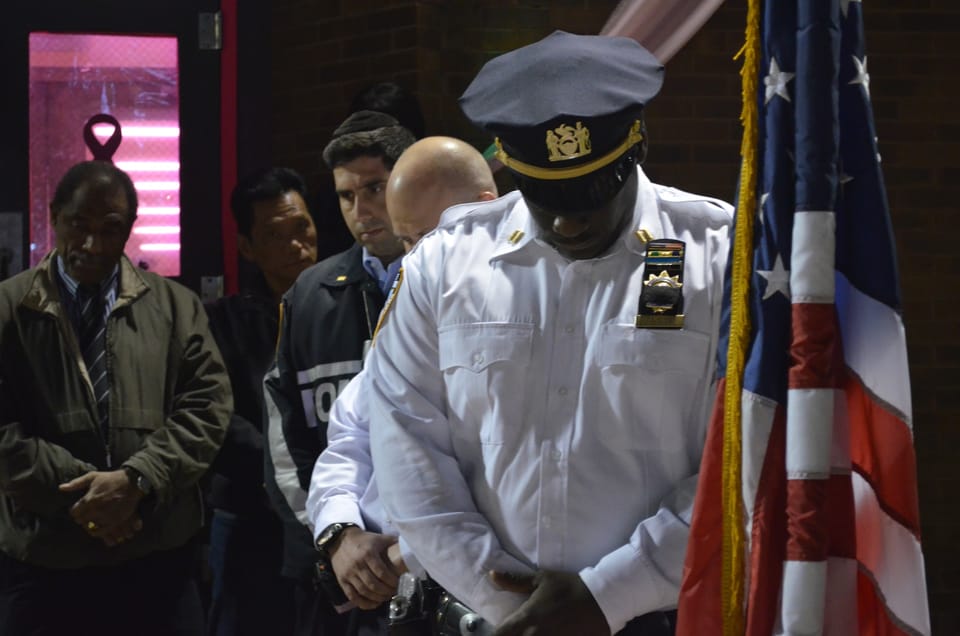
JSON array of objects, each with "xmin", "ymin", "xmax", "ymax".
[{"xmin": 368, "ymin": 31, "xmax": 733, "ymax": 636}]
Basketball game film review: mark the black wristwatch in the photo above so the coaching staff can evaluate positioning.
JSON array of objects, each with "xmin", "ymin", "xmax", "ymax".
[{"xmin": 316, "ymin": 522, "xmax": 358, "ymax": 556}]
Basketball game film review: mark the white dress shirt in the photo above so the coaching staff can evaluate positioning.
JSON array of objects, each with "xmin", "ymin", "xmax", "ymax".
[
  {"xmin": 306, "ymin": 369, "xmax": 384, "ymax": 534},
  {"xmin": 306, "ymin": 202, "xmax": 483, "ymax": 569},
  {"xmin": 306, "ymin": 365, "xmax": 426, "ymax": 572},
  {"xmin": 368, "ymin": 168, "xmax": 731, "ymax": 632}
]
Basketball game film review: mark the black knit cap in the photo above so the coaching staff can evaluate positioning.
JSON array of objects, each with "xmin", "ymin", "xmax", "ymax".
[
  {"xmin": 331, "ymin": 110, "xmax": 400, "ymax": 138},
  {"xmin": 322, "ymin": 110, "xmax": 415, "ymax": 170},
  {"xmin": 460, "ymin": 31, "xmax": 663, "ymax": 199}
]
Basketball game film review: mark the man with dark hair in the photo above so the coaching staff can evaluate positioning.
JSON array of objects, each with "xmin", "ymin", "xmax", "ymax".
[
  {"xmin": 229, "ymin": 167, "xmax": 318, "ymax": 301},
  {"xmin": 313, "ymin": 83, "xmax": 428, "ymax": 259},
  {"xmin": 369, "ymin": 32, "xmax": 733, "ymax": 636},
  {"xmin": 205, "ymin": 166, "xmax": 318, "ymax": 636},
  {"xmin": 0, "ymin": 160, "xmax": 231, "ymax": 635},
  {"xmin": 265, "ymin": 111, "xmax": 415, "ymax": 636}
]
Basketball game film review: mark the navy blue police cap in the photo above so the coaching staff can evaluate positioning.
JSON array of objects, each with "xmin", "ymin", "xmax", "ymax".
[{"xmin": 460, "ymin": 31, "xmax": 664, "ymax": 182}]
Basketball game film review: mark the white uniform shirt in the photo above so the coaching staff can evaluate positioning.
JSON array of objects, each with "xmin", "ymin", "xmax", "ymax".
[
  {"xmin": 306, "ymin": 201, "xmax": 483, "ymax": 568},
  {"xmin": 369, "ymin": 169, "xmax": 731, "ymax": 632},
  {"xmin": 306, "ymin": 368, "xmax": 385, "ymax": 534}
]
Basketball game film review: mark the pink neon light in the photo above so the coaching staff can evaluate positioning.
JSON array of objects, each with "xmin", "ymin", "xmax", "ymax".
[
  {"xmin": 134, "ymin": 181, "xmax": 180, "ymax": 191},
  {"xmin": 116, "ymin": 160, "xmax": 179, "ymax": 172},
  {"xmin": 133, "ymin": 226, "xmax": 180, "ymax": 235},
  {"xmin": 93, "ymin": 124, "xmax": 180, "ymax": 138},
  {"xmin": 138, "ymin": 207, "xmax": 180, "ymax": 216},
  {"xmin": 140, "ymin": 243, "xmax": 181, "ymax": 252},
  {"xmin": 29, "ymin": 33, "xmax": 175, "ymax": 69},
  {"xmin": 29, "ymin": 33, "xmax": 182, "ymax": 276}
]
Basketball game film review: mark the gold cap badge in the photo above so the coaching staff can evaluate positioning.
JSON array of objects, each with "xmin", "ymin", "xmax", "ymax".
[
  {"xmin": 495, "ymin": 120, "xmax": 643, "ymax": 181},
  {"xmin": 546, "ymin": 122, "xmax": 591, "ymax": 162}
]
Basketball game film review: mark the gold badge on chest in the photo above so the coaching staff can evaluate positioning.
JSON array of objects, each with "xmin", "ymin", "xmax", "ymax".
[{"xmin": 636, "ymin": 239, "xmax": 686, "ymax": 329}]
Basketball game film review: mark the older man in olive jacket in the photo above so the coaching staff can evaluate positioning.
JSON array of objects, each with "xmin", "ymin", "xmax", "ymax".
[{"xmin": 0, "ymin": 161, "xmax": 232, "ymax": 636}]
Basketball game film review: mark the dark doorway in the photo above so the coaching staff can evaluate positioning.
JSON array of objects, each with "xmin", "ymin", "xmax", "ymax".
[{"xmin": 0, "ymin": 0, "xmax": 223, "ymax": 293}]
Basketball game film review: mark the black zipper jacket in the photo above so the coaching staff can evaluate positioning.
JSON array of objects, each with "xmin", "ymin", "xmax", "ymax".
[{"xmin": 263, "ymin": 243, "xmax": 385, "ymax": 581}]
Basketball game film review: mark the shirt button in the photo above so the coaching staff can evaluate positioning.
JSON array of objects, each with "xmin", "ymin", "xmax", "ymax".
[
  {"xmin": 542, "ymin": 516, "xmax": 553, "ymax": 528},
  {"xmin": 551, "ymin": 449, "xmax": 563, "ymax": 461},
  {"xmin": 472, "ymin": 352, "xmax": 484, "ymax": 366},
  {"xmin": 564, "ymin": 325, "xmax": 574, "ymax": 334},
  {"xmin": 558, "ymin": 386, "xmax": 568, "ymax": 396}
]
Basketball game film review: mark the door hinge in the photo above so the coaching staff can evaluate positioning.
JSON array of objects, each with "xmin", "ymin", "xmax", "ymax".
[{"xmin": 198, "ymin": 11, "xmax": 222, "ymax": 51}]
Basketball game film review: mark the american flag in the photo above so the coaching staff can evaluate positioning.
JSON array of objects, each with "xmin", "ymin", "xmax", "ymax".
[{"xmin": 676, "ymin": 1, "xmax": 930, "ymax": 634}]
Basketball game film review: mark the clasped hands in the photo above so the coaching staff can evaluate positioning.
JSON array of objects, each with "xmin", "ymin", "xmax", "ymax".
[
  {"xmin": 490, "ymin": 569, "xmax": 610, "ymax": 636},
  {"xmin": 329, "ymin": 527, "xmax": 408, "ymax": 610},
  {"xmin": 59, "ymin": 469, "xmax": 145, "ymax": 547}
]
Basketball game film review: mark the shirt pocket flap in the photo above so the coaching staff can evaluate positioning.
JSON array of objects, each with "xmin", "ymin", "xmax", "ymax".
[
  {"xmin": 438, "ymin": 322, "xmax": 535, "ymax": 373},
  {"xmin": 597, "ymin": 324, "xmax": 710, "ymax": 372}
]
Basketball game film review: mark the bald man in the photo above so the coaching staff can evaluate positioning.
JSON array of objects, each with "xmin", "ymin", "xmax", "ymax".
[
  {"xmin": 305, "ymin": 137, "xmax": 497, "ymax": 635},
  {"xmin": 387, "ymin": 136, "xmax": 498, "ymax": 252}
]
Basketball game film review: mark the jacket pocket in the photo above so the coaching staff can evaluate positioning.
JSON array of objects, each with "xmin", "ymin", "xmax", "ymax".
[
  {"xmin": 111, "ymin": 407, "xmax": 164, "ymax": 464},
  {"xmin": 51, "ymin": 410, "xmax": 106, "ymax": 467},
  {"xmin": 593, "ymin": 324, "xmax": 711, "ymax": 452},
  {"xmin": 438, "ymin": 322, "xmax": 534, "ymax": 445}
]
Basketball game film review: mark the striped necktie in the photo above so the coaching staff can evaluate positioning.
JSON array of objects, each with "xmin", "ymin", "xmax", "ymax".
[{"xmin": 77, "ymin": 285, "xmax": 109, "ymax": 439}]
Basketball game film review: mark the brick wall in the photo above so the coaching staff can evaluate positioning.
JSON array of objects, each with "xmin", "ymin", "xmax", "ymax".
[
  {"xmin": 270, "ymin": 1, "xmax": 959, "ymax": 630},
  {"xmin": 870, "ymin": 1, "xmax": 960, "ymax": 632},
  {"xmin": 269, "ymin": 0, "xmax": 419, "ymax": 187}
]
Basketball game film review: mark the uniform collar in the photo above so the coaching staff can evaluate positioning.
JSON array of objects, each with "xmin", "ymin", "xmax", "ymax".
[
  {"xmin": 490, "ymin": 166, "xmax": 665, "ymax": 263},
  {"xmin": 361, "ymin": 246, "xmax": 403, "ymax": 296}
]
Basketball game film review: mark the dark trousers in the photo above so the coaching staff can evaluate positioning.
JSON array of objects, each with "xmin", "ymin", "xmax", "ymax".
[
  {"xmin": 0, "ymin": 544, "xmax": 204, "ymax": 636},
  {"xmin": 292, "ymin": 576, "xmax": 388, "ymax": 636},
  {"xmin": 344, "ymin": 604, "xmax": 389, "ymax": 636},
  {"xmin": 618, "ymin": 609, "xmax": 678, "ymax": 636},
  {"xmin": 207, "ymin": 509, "xmax": 295, "ymax": 636}
]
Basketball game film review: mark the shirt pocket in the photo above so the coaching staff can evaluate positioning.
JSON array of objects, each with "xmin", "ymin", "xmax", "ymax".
[
  {"xmin": 438, "ymin": 322, "xmax": 534, "ymax": 445},
  {"xmin": 594, "ymin": 324, "xmax": 711, "ymax": 452}
]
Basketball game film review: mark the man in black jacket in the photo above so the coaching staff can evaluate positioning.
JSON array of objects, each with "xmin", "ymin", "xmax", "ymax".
[
  {"xmin": 205, "ymin": 167, "xmax": 318, "ymax": 636},
  {"xmin": 264, "ymin": 111, "xmax": 415, "ymax": 636}
]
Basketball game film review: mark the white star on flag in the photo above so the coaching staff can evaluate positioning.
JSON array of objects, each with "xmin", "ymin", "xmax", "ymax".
[
  {"xmin": 764, "ymin": 57, "xmax": 795, "ymax": 104},
  {"xmin": 850, "ymin": 56, "xmax": 870, "ymax": 97},
  {"xmin": 757, "ymin": 253, "xmax": 790, "ymax": 300},
  {"xmin": 758, "ymin": 192, "xmax": 769, "ymax": 229},
  {"xmin": 841, "ymin": 0, "xmax": 862, "ymax": 18}
]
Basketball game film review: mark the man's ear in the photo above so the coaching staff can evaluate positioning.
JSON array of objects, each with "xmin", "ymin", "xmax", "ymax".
[{"xmin": 237, "ymin": 234, "xmax": 255, "ymax": 262}]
